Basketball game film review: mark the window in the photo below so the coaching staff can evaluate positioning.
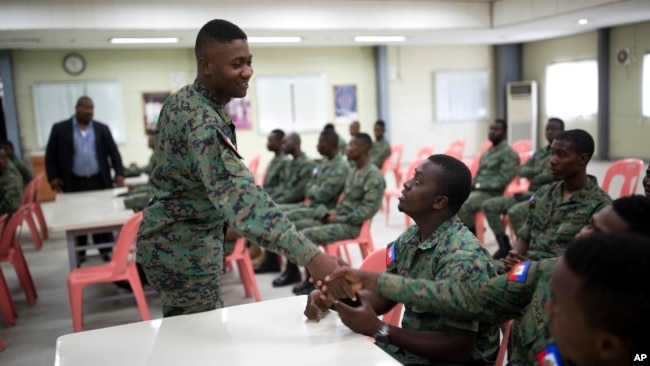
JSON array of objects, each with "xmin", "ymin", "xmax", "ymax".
[
  {"xmin": 434, "ymin": 69, "xmax": 490, "ymax": 123},
  {"xmin": 641, "ymin": 53, "xmax": 650, "ymax": 117},
  {"xmin": 255, "ymin": 74, "xmax": 327, "ymax": 134},
  {"xmin": 546, "ymin": 60, "xmax": 598, "ymax": 119}
]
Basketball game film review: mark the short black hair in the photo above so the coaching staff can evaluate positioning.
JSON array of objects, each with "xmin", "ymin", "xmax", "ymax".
[
  {"xmin": 612, "ymin": 195, "xmax": 650, "ymax": 237},
  {"xmin": 76, "ymin": 96, "xmax": 92, "ymax": 107},
  {"xmin": 270, "ymin": 129, "xmax": 285, "ymax": 139},
  {"xmin": 195, "ymin": 19, "xmax": 247, "ymax": 55},
  {"xmin": 323, "ymin": 123, "xmax": 335, "ymax": 132},
  {"xmin": 548, "ymin": 117, "xmax": 565, "ymax": 130},
  {"xmin": 564, "ymin": 233, "xmax": 650, "ymax": 347},
  {"xmin": 0, "ymin": 140, "xmax": 13, "ymax": 149},
  {"xmin": 554, "ymin": 129, "xmax": 595, "ymax": 161},
  {"xmin": 375, "ymin": 120, "xmax": 386, "ymax": 129},
  {"xmin": 319, "ymin": 130, "xmax": 339, "ymax": 146},
  {"xmin": 352, "ymin": 132, "xmax": 373, "ymax": 152},
  {"xmin": 494, "ymin": 118, "xmax": 507, "ymax": 131},
  {"xmin": 427, "ymin": 154, "xmax": 472, "ymax": 213}
]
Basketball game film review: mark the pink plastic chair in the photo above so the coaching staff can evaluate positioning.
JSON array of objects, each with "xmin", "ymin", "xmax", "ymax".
[
  {"xmin": 443, "ymin": 138, "xmax": 465, "ymax": 160},
  {"xmin": 30, "ymin": 173, "xmax": 49, "ymax": 240},
  {"xmin": 384, "ymin": 158, "xmax": 421, "ymax": 227},
  {"xmin": 601, "ymin": 158, "xmax": 644, "ymax": 197},
  {"xmin": 247, "ymin": 155, "xmax": 261, "ymax": 185},
  {"xmin": 381, "ymin": 143, "xmax": 405, "ymax": 188},
  {"xmin": 511, "ymin": 139, "xmax": 532, "ymax": 154},
  {"xmin": 464, "ymin": 140, "xmax": 493, "ymax": 178},
  {"xmin": 0, "ymin": 207, "xmax": 38, "ymax": 307},
  {"xmin": 224, "ymin": 237, "xmax": 262, "ymax": 302},
  {"xmin": 0, "ymin": 214, "xmax": 17, "ymax": 328},
  {"xmin": 359, "ymin": 247, "xmax": 403, "ymax": 327},
  {"xmin": 496, "ymin": 320, "xmax": 513, "ymax": 366},
  {"xmin": 67, "ymin": 212, "xmax": 150, "ymax": 332},
  {"xmin": 320, "ymin": 220, "xmax": 375, "ymax": 268},
  {"xmin": 19, "ymin": 179, "xmax": 43, "ymax": 250}
]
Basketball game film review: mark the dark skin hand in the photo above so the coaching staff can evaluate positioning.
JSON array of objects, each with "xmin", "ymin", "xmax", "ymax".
[
  {"xmin": 500, "ymin": 250, "xmax": 529, "ymax": 273},
  {"xmin": 49, "ymin": 178, "xmax": 64, "ymax": 192},
  {"xmin": 305, "ymin": 253, "xmax": 356, "ymax": 300},
  {"xmin": 304, "ymin": 289, "xmax": 335, "ymax": 321}
]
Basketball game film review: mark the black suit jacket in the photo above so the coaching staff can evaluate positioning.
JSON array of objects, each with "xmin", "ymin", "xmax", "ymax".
[{"xmin": 45, "ymin": 118, "xmax": 125, "ymax": 192}]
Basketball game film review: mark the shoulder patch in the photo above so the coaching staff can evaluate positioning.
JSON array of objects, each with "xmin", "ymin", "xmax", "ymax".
[
  {"xmin": 528, "ymin": 192, "xmax": 536, "ymax": 205},
  {"xmin": 218, "ymin": 132, "xmax": 243, "ymax": 159},
  {"xmin": 536, "ymin": 343, "xmax": 564, "ymax": 366},
  {"xmin": 385, "ymin": 243, "xmax": 396, "ymax": 266},
  {"xmin": 507, "ymin": 261, "xmax": 531, "ymax": 283}
]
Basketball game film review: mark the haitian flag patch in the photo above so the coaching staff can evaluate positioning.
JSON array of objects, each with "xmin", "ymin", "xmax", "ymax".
[
  {"xmin": 220, "ymin": 132, "xmax": 238, "ymax": 152},
  {"xmin": 385, "ymin": 244, "xmax": 396, "ymax": 266},
  {"xmin": 507, "ymin": 261, "xmax": 531, "ymax": 283},
  {"xmin": 536, "ymin": 343, "xmax": 564, "ymax": 366}
]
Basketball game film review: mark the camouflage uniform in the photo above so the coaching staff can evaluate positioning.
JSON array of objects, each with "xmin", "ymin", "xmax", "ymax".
[
  {"xmin": 0, "ymin": 165, "xmax": 23, "ymax": 217},
  {"xmin": 337, "ymin": 133, "xmax": 347, "ymax": 156},
  {"xmin": 374, "ymin": 259, "xmax": 565, "ymax": 365},
  {"xmin": 288, "ymin": 162, "xmax": 385, "ymax": 243},
  {"xmin": 381, "ymin": 216, "xmax": 499, "ymax": 365},
  {"xmin": 482, "ymin": 146, "xmax": 553, "ymax": 236},
  {"xmin": 262, "ymin": 153, "xmax": 287, "ymax": 198},
  {"xmin": 516, "ymin": 175, "xmax": 611, "ymax": 262},
  {"xmin": 128, "ymin": 153, "xmax": 156, "ymax": 176},
  {"xmin": 369, "ymin": 137, "xmax": 391, "ymax": 169},
  {"xmin": 136, "ymin": 80, "xmax": 322, "ymax": 316},
  {"xmin": 272, "ymin": 152, "xmax": 315, "ymax": 204},
  {"xmin": 457, "ymin": 142, "xmax": 519, "ymax": 228},
  {"xmin": 9, "ymin": 155, "xmax": 33, "ymax": 187},
  {"xmin": 123, "ymin": 155, "xmax": 158, "ymax": 211}
]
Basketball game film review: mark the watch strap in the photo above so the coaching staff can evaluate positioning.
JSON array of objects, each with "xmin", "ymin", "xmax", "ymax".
[{"xmin": 372, "ymin": 322, "xmax": 391, "ymax": 347}]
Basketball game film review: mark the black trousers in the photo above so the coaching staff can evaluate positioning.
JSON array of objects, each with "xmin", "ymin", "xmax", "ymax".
[{"xmin": 71, "ymin": 174, "xmax": 113, "ymax": 257}]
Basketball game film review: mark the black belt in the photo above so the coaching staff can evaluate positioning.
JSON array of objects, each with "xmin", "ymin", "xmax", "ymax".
[{"xmin": 72, "ymin": 173, "xmax": 101, "ymax": 179}]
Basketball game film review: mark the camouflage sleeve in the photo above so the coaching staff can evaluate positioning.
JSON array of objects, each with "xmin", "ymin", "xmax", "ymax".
[
  {"xmin": 274, "ymin": 160, "xmax": 314, "ymax": 203},
  {"xmin": 0, "ymin": 172, "xmax": 23, "ymax": 216},
  {"xmin": 337, "ymin": 170, "xmax": 385, "ymax": 225},
  {"xmin": 518, "ymin": 156, "xmax": 535, "ymax": 179},
  {"xmin": 263, "ymin": 160, "xmax": 284, "ymax": 191},
  {"xmin": 481, "ymin": 150, "xmax": 519, "ymax": 191},
  {"xmin": 191, "ymin": 125, "xmax": 321, "ymax": 266},
  {"xmin": 375, "ymin": 262, "xmax": 542, "ymax": 324},
  {"xmin": 14, "ymin": 158, "xmax": 34, "ymax": 184},
  {"xmin": 307, "ymin": 166, "xmax": 347, "ymax": 204},
  {"xmin": 130, "ymin": 154, "xmax": 155, "ymax": 176},
  {"xmin": 370, "ymin": 143, "xmax": 391, "ymax": 168}
]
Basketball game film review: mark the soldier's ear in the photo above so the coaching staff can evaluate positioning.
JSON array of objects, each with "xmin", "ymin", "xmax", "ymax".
[
  {"xmin": 432, "ymin": 195, "xmax": 448, "ymax": 210},
  {"xmin": 198, "ymin": 57, "xmax": 212, "ymax": 77}
]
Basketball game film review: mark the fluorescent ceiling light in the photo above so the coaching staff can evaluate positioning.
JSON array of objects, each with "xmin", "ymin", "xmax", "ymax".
[
  {"xmin": 0, "ymin": 38, "xmax": 40, "ymax": 44},
  {"xmin": 247, "ymin": 37, "xmax": 301, "ymax": 43},
  {"xmin": 578, "ymin": 18, "xmax": 589, "ymax": 25},
  {"xmin": 110, "ymin": 37, "xmax": 179, "ymax": 44},
  {"xmin": 354, "ymin": 36, "xmax": 406, "ymax": 43}
]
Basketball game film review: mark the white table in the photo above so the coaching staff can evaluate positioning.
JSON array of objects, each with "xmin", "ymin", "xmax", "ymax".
[
  {"xmin": 49, "ymin": 188, "xmax": 134, "ymax": 270},
  {"xmin": 55, "ymin": 296, "xmax": 401, "ymax": 366}
]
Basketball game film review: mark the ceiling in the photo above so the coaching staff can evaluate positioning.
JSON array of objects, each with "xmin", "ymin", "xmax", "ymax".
[{"xmin": 0, "ymin": 0, "xmax": 649, "ymax": 50}]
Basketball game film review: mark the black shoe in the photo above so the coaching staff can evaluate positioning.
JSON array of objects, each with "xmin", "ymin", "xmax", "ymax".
[
  {"xmin": 272, "ymin": 266, "xmax": 301, "ymax": 287},
  {"xmin": 492, "ymin": 234, "xmax": 512, "ymax": 260},
  {"xmin": 254, "ymin": 252, "xmax": 281, "ymax": 274},
  {"xmin": 293, "ymin": 281, "xmax": 315, "ymax": 296},
  {"xmin": 114, "ymin": 281, "xmax": 133, "ymax": 292}
]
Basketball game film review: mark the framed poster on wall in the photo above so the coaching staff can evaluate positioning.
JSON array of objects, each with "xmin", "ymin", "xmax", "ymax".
[
  {"xmin": 334, "ymin": 84, "xmax": 357, "ymax": 124},
  {"xmin": 143, "ymin": 92, "xmax": 170, "ymax": 132}
]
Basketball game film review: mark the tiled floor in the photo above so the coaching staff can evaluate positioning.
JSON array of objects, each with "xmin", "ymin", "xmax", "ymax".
[{"xmin": 0, "ymin": 159, "xmax": 644, "ymax": 365}]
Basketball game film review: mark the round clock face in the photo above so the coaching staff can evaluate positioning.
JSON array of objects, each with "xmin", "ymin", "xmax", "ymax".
[{"xmin": 63, "ymin": 53, "xmax": 86, "ymax": 75}]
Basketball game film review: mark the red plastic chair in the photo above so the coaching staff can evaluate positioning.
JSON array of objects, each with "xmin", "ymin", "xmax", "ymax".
[
  {"xmin": 384, "ymin": 158, "xmax": 421, "ymax": 227},
  {"xmin": 496, "ymin": 320, "xmax": 513, "ymax": 366},
  {"xmin": 443, "ymin": 138, "xmax": 465, "ymax": 160},
  {"xmin": 30, "ymin": 173, "xmax": 49, "ymax": 240},
  {"xmin": 320, "ymin": 220, "xmax": 374, "ymax": 268},
  {"xmin": 247, "ymin": 155, "xmax": 261, "ymax": 185},
  {"xmin": 18, "ymin": 179, "xmax": 43, "ymax": 250},
  {"xmin": 0, "ymin": 206, "xmax": 38, "ymax": 306},
  {"xmin": 0, "ymin": 332, "xmax": 4, "ymax": 352},
  {"xmin": 359, "ymin": 247, "xmax": 403, "ymax": 327},
  {"xmin": 0, "ymin": 214, "xmax": 17, "ymax": 328},
  {"xmin": 510, "ymin": 139, "xmax": 532, "ymax": 154},
  {"xmin": 381, "ymin": 143, "xmax": 404, "ymax": 188},
  {"xmin": 67, "ymin": 212, "xmax": 150, "ymax": 332},
  {"xmin": 224, "ymin": 237, "xmax": 262, "ymax": 302},
  {"xmin": 601, "ymin": 158, "xmax": 644, "ymax": 197}
]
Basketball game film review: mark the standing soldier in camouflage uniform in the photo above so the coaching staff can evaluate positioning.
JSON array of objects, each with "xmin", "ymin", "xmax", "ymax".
[
  {"xmin": 0, "ymin": 146, "xmax": 23, "ymax": 217},
  {"xmin": 324, "ymin": 195, "xmax": 650, "ymax": 365},
  {"xmin": 483, "ymin": 118, "xmax": 565, "ymax": 259},
  {"xmin": 308, "ymin": 155, "xmax": 498, "ymax": 365},
  {"xmin": 369, "ymin": 120, "xmax": 391, "ymax": 169},
  {"xmin": 502, "ymin": 129, "xmax": 611, "ymax": 272},
  {"xmin": 136, "ymin": 19, "xmax": 352, "ymax": 317},
  {"xmin": 256, "ymin": 130, "xmax": 349, "ymax": 278},
  {"xmin": 285, "ymin": 133, "xmax": 385, "ymax": 295},
  {"xmin": 457, "ymin": 119, "xmax": 519, "ymax": 234},
  {"xmin": 1, "ymin": 140, "xmax": 32, "ymax": 187},
  {"xmin": 261, "ymin": 129, "xmax": 287, "ymax": 199},
  {"xmin": 272, "ymin": 132, "xmax": 315, "ymax": 204}
]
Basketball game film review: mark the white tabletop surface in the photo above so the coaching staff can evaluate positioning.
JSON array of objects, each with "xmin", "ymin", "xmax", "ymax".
[
  {"xmin": 55, "ymin": 296, "xmax": 401, "ymax": 366},
  {"xmin": 49, "ymin": 188, "xmax": 133, "ymax": 232}
]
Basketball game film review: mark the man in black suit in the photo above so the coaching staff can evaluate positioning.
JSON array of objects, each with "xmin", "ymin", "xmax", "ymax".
[{"xmin": 45, "ymin": 96, "xmax": 126, "ymax": 264}]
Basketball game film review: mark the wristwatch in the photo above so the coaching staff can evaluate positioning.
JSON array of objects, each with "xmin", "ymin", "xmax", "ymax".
[{"xmin": 373, "ymin": 322, "xmax": 391, "ymax": 347}]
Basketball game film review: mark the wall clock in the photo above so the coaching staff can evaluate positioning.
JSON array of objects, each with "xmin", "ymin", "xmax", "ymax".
[{"xmin": 63, "ymin": 53, "xmax": 86, "ymax": 76}]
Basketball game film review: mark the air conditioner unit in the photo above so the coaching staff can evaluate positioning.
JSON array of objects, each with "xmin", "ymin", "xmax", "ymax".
[{"xmin": 506, "ymin": 81, "xmax": 538, "ymax": 151}]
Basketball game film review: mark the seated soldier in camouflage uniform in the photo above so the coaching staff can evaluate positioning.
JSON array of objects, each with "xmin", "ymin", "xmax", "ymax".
[
  {"xmin": 125, "ymin": 129, "xmax": 156, "ymax": 176},
  {"xmin": 1, "ymin": 140, "xmax": 32, "ymax": 187},
  {"xmin": 482, "ymin": 118, "xmax": 564, "ymax": 259},
  {"xmin": 286, "ymin": 133, "xmax": 385, "ymax": 295},
  {"xmin": 369, "ymin": 119, "xmax": 391, "ymax": 169},
  {"xmin": 0, "ymin": 146, "xmax": 23, "ymax": 218},
  {"xmin": 457, "ymin": 119, "xmax": 519, "ymax": 234},
  {"xmin": 501, "ymin": 129, "xmax": 611, "ymax": 273},
  {"xmin": 123, "ymin": 129, "xmax": 158, "ymax": 212},
  {"xmin": 323, "ymin": 123, "xmax": 347, "ymax": 157},
  {"xmin": 324, "ymin": 195, "xmax": 650, "ymax": 366},
  {"xmin": 257, "ymin": 130, "xmax": 349, "ymax": 279},
  {"xmin": 307, "ymin": 154, "xmax": 499, "ymax": 365}
]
